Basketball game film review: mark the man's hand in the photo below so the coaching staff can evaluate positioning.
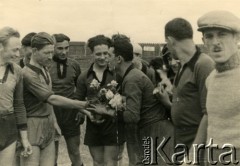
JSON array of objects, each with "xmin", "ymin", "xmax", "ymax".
[
  {"xmin": 54, "ymin": 122, "xmax": 62, "ymax": 141},
  {"xmin": 153, "ymin": 83, "xmax": 172, "ymax": 108},
  {"xmin": 75, "ymin": 112, "xmax": 85, "ymax": 125},
  {"xmin": 85, "ymin": 111, "xmax": 105, "ymax": 124},
  {"xmin": 86, "ymin": 104, "xmax": 109, "ymax": 115},
  {"xmin": 21, "ymin": 139, "xmax": 32, "ymax": 158}
]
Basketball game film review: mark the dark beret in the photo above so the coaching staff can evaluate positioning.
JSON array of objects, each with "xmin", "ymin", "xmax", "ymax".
[
  {"xmin": 21, "ymin": 32, "xmax": 37, "ymax": 46},
  {"xmin": 52, "ymin": 33, "xmax": 70, "ymax": 43}
]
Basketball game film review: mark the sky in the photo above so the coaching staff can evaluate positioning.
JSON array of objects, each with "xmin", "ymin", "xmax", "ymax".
[{"xmin": 1, "ymin": 0, "xmax": 240, "ymax": 43}]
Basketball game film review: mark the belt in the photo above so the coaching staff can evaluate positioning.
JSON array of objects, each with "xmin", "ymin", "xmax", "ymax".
[
  {"xmin": 0, "ymin": 112, "xmax": 14, "ymax": 119},
  {"xmin": 175, "ymin": 126, "xmax": 199, "ymax": 131}
]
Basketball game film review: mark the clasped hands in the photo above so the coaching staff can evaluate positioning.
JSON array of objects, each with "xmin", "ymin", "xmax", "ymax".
[{"xmin": 85, "ymin": 103, "xmax": 115, "ymax": 124}]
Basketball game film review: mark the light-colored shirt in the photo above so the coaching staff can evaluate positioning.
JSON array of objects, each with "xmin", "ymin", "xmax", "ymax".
[{"xmin": 0, "ymin": 63, "xmax": 27, "ymax": 129}]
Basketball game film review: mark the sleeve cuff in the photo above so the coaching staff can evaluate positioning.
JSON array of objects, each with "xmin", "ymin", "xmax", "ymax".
[
  {"xmin": 43, "ymin": 92, "xmax": 54, "ymax": 103},
  {"xmin": 17, "ymin": 123, "xmax": 28, "ymax": 130}
]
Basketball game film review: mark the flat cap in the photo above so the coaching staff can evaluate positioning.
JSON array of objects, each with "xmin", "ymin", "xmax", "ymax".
[
  {"xmin": 197, "ymin": 10, "xmax": 240, "ymax": 33},
  {"xmin": 31, "ymin": 32, "xmax": 55, "ymax": 48}
]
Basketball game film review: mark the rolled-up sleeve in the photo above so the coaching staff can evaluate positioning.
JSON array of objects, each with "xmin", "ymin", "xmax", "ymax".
[
  {"xmin": 195, "ymin": 55, "xmax": 214, "ymax": 114},
  {"xmin": 74, "ymin": 74, "xmax": 87, "ymax": 101}
]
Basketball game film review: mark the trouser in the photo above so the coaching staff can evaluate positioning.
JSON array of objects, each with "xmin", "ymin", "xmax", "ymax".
[{"xmin": 125, "ymin": 124, "xmax": 143, "ymax": 166}]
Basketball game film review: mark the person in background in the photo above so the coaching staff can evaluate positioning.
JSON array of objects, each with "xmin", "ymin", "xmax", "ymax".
[
  {"xmin": 19, "ymin": 32, "xmax": 36, "ymax": 68},
  {"xmin": 21, "ymin": 32, "xmax": 93, "ymax": 166},
  {"xmin": 161, "ymin": 44, "xmax": 179, "ymax": 84},
  {"xmin": 75, "ymin": 35, "xmax": 125, "ymax": 166},
  {"xmin": 149, "ymin": 57, "xmax": 173, "ymax": 95},
  {"xmin": 157, "ymin": 18, "xmax": 214, "ymax": 165},
  {"xmin": 49, "ymin": 33, "xmax": 84, "ymax": 166},
  {"xmin": 0, "ymin": 27, "xmax": 32, "ymax": 165},
  {"xmin": 132, "ymin": 43, "xmax": 156, "ymax": 84}
]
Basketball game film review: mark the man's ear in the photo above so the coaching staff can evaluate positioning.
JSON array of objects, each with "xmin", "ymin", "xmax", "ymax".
[
  {"xmin": 167, "ymin": 36, "xmax": 176, "ymax": 46},
  {"xmin": 202, "ymin": 37, "xmax": 205, "ymax": 44},
  {"xmin": 234, "ymin": 33, "xmax": 240, "ymax": 44},
  {"xmin": 32, "ymin": 48, "xmax": 37, "ymax": 55},
  {"xmin": 116, "ymin": 55, "xmax": 122, "ymax": 63},
  {"xmin": 0, "ymin": 43, "xmax": 4, "ymax": 54},
  {"xmin": 0, "ymin": 43, "xmax": 3, "ymax": 53}
]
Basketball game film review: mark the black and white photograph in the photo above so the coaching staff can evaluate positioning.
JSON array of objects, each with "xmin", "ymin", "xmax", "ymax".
[{"xmin": 1, "ymin": 0, "xmax": 240, "ymax": 165}]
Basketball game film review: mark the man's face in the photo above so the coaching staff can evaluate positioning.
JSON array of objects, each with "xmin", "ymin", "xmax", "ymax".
[
  {"xmin": 133, "ymin": 50, "xmax": 142, "ymax": 59},
  {"xmin": 108, "ymin": 47, "xmax": 120, "ymax": 71},
  {"xmin": 54, "ymin": 40, "xmax": 69, "ymax": 60},
  {"xmin": 108, "ymin": 47, "xmax": 115, "ymax": 70},
  {"xmin": 93, "ymin": 44, "xmax": 109, "ymax": 67},
  {"xmin": 35, "ymin": 44, "xmax": 54, "ymax": 67},
  {"xmin": 202, "ymin": 29, "xmax": 239, "ymax": 63},
  {"xmin": 165, "ymin": 38, "xmax": 178, "ymax": 60},
  {"xmin": 1, "ymin": 37, "xmax": 21, "ymax": 63},
  {"xmin": 21, "ymin": 46, "xmax": 32, "ymax": 63}
]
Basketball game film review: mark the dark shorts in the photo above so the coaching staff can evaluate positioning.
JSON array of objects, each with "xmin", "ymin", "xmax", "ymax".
[
  {"xmin": 27, "ymin": 115, "xmax": 55, "ymax": 149},
  {"xmin": 54, "ymin": 107, "xmax": 81, "ymax": 139},
  {"xmin": 0, "ymin": 113, "xmax": 18, "ymax": 151},
  {"xmin": 84, "ymin": 116, "xmax": 125, "ymax": 146}
]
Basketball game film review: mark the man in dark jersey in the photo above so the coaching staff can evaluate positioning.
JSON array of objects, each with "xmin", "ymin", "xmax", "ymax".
[
  {"xmin": 90, "ymin": 38, "xmax": 174, "ymax": 166},
  {"xmin": 19, "ymin": 32, "xmax": 36, "ymax": 68},
  {"xmin": 49, "ymin": 33, "xmax": 84, "ymax": 166}
]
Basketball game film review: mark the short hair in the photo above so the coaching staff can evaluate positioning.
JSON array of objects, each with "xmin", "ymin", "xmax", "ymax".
[
  {"xmin": 0, "ymin": 27, "xmax": 20, "ymax": 46},
  {"xmin": 165, "ymin": 18, "xmax": 193, "ymax": 40},
  {"xmin": 31, "ymin": 32, "xmax": 55, "ymax": 50},
  {"xmin": 149, "ymin": 57, "xmax": 164, "ymax": 70},
  {"xmin": 113, "ymin": 38, "xmax": 133, "ymax": 62},
  {"xmin": 21, "ymin": 32, "xmax": 37, "ymax": 47},
  {"xmin": 111, "ymin": 33, "xmax": 130, "ymax": 43},
  {"xmin": 87, "ymin": 35, "xmax": 112, "ymax": 52},
  {"xmin": 52, "ymin": 33, "xmax": 70, "ymax": 43}
]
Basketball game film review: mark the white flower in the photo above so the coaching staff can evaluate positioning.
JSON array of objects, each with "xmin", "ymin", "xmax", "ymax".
[
  {"xmin": 109, "ymin": 94, "xmax": 123, "ymax": 109},
  {"xmin": 110, "ymin": 80, "xmax": 118, "ymax": 87},
  {"xmin": 90, "ymin": 79, "xmax": 100, "ymax": 89},
  {"xmin": 153, "ymin": 87, "xmax": 160, "ymax": 95},
  {"xmin": 107, "ymin": 80, "xmax": 118, "ymax": 87},
  {"xmin": 105, "ymin": 90, "xmax": 114, "ymax": 100}
]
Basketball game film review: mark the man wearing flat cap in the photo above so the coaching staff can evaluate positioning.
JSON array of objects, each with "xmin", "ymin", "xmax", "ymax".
[
  {"xmin": 21, "ymin": 32, "xmax": 94, "ymax": 166},
  {"xmin": 191, "ymin": 11, "xmax": 240, "ymax": 165},
  {"xmin": 19, "ymin": 32, "xmax": 36, "ymax": 68}
]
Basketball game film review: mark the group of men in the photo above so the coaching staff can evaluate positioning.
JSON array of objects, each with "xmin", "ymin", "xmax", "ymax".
[
  {"xmin": 158, "ymin": 10, "xmax": 240, "ymax": 166},
  {"xmin": 0, "ymin": 9, "xmax": 240, "ymax": 166}
]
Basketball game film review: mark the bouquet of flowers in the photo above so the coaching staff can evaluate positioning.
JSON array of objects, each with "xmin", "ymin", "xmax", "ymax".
[{"xmin": 88, "ymin": 79, "xmax": 126, "ymax": 119}]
